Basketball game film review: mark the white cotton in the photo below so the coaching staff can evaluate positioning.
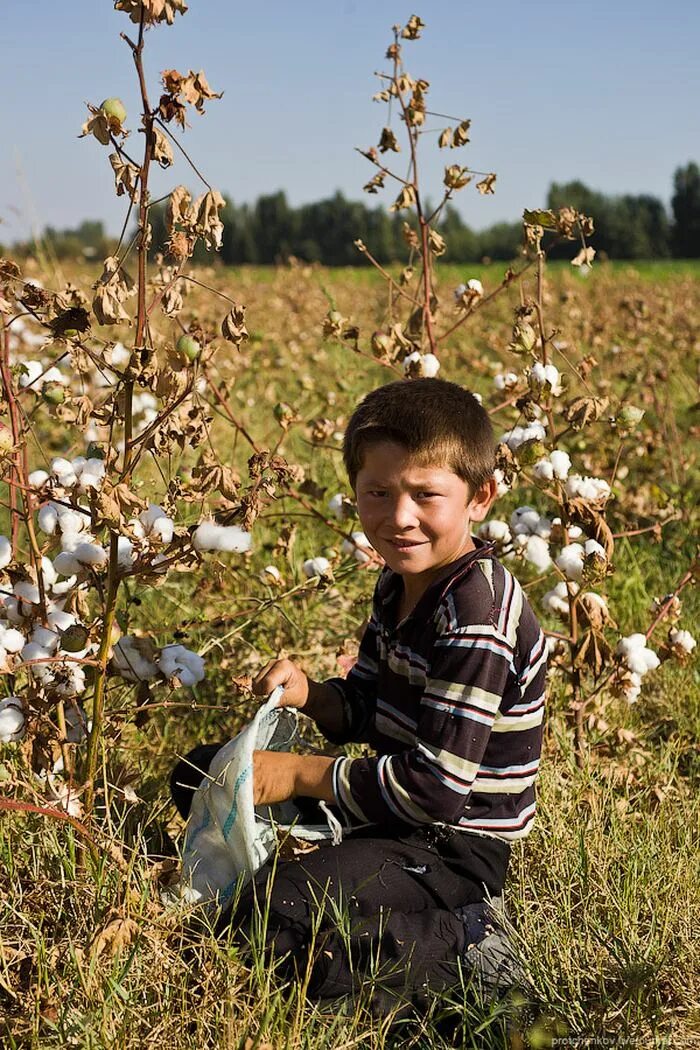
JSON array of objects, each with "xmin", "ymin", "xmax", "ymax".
[
  {"xmin": 0, "ymin": 536, "xmax": 11, "ymax": 570},
  {"xmin": 543, "ymin": 581, "xmax": 578, "ymax": 617},
  {"xmin": 0, "ymin": 697, "xmax": 25, "ymax": 743},
  {"xmin": 584, "ymin": 538, "xmax": 607, "ymax": 560},
  {"xmin": 0, "ymin": 627, "xmax": 26, "ymax": 653},
  {"xmin": 565, "ymin": 475, "xmax": 611, "ymax": 502},
  {"xmin": 510, "ymin": 507, "xmax": 551, "ymax": 539},
  {"xmin": 29, "ymin": 470, "xmax": 50, "ymax": 488},
  {"xmin": 53, "ymin": 552, "xmax": 80, "ymax": 576},
  {"xmin": 74, "ymin": 542, "xmax": 108, "ymax": 568},
  {"xmin": 31, "ymin": 626, "xmax": 60, "ymax": 653},
  {"xmin": 467, "ymin": 278, "xmax": 483, "ymax": 295},
  {"xmin": 51, "ymin": 458, "xmax": 78, "ymax": 487},
  {"xmin": 50, "ymin": 575, "xmax": 77, "ymax": 596},
  {"xmin": 478, "ymin": 520, "xmax": 512, "ymax": 546},
  {"xmin": 420, "ymin": 353, "xmax": 441, "ymax": 378},
  {"xmin": 117, "ymin": 536, "xmax": 134, "ymax": 569},
  {"xmin": 556, "ymin": 543, "xmax": 585, "ymax": 581},
  {"xmin": 158, "ymin": 644, "xmax": 205, "ymax": 687},
  {"xmin": 2, "ymin": 597, "xmax": 24, "ymax": 624},
  {"xmin": 493, "ymin": 469, "xmax": 510, "ymax": 497},
  {"xmin": 533, "ymin": 459, "xmax": 554, "ymax": 482},
  {"xmin": 57, "ymin": 509, "xmax": 88, "ymax": 536},
  {"xmin": 522, "ymin": 535, "xmax": 552, "ymax": 572},
  {"xmin": 40, "ymin": 557, "xmax": 57, "ymax": 588},
  {"xmin": 669, "ymin": 628, "xmax": 696, "ymax": 653},
  {"xmin": 110, "ymin": 342, "xmax": 131, "ymax": 367},
  {"xmin": 494, "ymin": 372, "xmax": 518, "ymax": 391},
  {"xmin": 342, "ymin": 532, "xmax": 373, "ymax": 564},
  {"xmin": 303, "ymin": 557, "xmax": 331, "ymax": 578},
  {"xmin": 41, "ymin": 367, "xmax": 68, "ymax": 386},
  {"xmin": 150, "ymin": 516, "xmax": 175, "ymax": 544},
  {"xmin": 46, "ymin": 610, "xmax": 75, "ymax": 633},
  {"xmin": 38, "ymin": 503, "xmax": 59, "ymax": 534},
  {"xmin": 529, "ymin": 362, "xmax": 563, "ymax": 396},
  {"xmin": 617, "ymin": 634, "xmax": 660, "ymax": 676},
  {"xmin": 262, "ymin": 565, "xmax": 282, "ymax": 583},
  {"xmin": 403, "ymin": 350, "xmax": 421, "ymax": 369},
  {"xmin": 78, "ymin": 470, "xmax": 104, "ymax": 493},
  {"xmin": 14, "ymin": 581, "xmax": 41, "ymax": 604},
  {"xmin": 549, "ymin": 450, "xmax": 572, "ymax": 480},
  {"xmin": 19, "ymin": 360, "xmax": 43, "ymax": 388},
  {"xmin": 328, "ymin": 493, "xmax": 353, "ymax": 520},
  {"xmin": 622, "ymin": 672, "xmax": 643, "ymax": 704},
  {"xmin": 112, "ymin": 637, "xmax": 160, "ymax": 683},
  {"xmin": 193, "ymin": 522, "xmax": 252, "ymax": 553},
  {"xmin": 500, "ymin": 422, "xmax": 547, "ymax": 451},
  {"xmin": 581, "ymin": 591, "xmax": 608, "ymax": 613}
]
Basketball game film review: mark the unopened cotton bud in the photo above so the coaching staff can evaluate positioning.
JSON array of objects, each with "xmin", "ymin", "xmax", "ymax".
[
  {"xmin": 303, "ymin": 557, "xmax": 331, "ymax": 578},
  {"xmin": 0, "ymin": 697, "xmax": 25, "ymax": 743}
]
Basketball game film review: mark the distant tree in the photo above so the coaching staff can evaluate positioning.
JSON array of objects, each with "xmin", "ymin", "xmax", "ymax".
[
  {"xmin": 671, "ymin": 162, "xmax": 700, "ymax": 257},
  {"xmin": 547, "ymin": 181, "xmax": 669, "ymax": 259},
  {"xmin": 476, "ymin": 221, "xmax": 522, "ymax": 262}
]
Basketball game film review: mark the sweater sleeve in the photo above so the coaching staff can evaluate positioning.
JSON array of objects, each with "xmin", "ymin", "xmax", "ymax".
[{"xmin": 331, "ymin": 616, "xmax": 515, "ymax": 827}]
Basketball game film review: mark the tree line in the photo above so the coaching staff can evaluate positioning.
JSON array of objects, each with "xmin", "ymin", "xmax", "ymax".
[{"xmin": 9, "ymin": 163, "xmax": 700, "ymax": 265}]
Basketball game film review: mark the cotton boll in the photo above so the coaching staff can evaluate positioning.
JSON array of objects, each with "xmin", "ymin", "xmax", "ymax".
[
  {"xmin": 158, "ymin": 644, "xmax": 205, "ymax": 687},
  {"xmin": 2, "ymin": 597, "xmax": 24, "ymax": 624},
  {"xmin": 565, "ymin": 475, "xmax": 611, "ymax": 502},
  {"xmin": 50, "ymin": 574, "xmax": 78, "ymax": 596},
  {"xmin": 54, "ymin": 551, "xmax": 82, "ymax": 576},
  {"xmin": 57, "ymin": 509, "xmax": 88, "ymax": 536},
  {"xmin": 543, "ymin": 581, "xmax": 577, "ymax": 617},
  {"xmin": 533, "ymin": 459, "xmax": 554, "ymax": 482},
  {"xmin": 403, "ymin": 351, "xmax": 421, "ymax": 372},
  {"xmin": 14, "ymin": 581, "xmax": 41, "ymax": 605},
  {"xmin": 342, "ymin": 532, "xmax": 373, "ymax": 564},
  {"xmin": 140, "ymin": 503, "xmax": 170, "ymax": 533},
  {"xmin": 31, "ymin": 626, "xmax": 60, "ymax": 653},
  {"xmin": 73, "ymin": 542, "xmax": 108, "ymax": 568},
  {"xmin": 478, "ymin": 520, "xmax": 512, "ymax": 547},
  {"xmin": 64, "ymin": 704, "xmax": 89, "ymax": 742},
  {"xmin": 150, "ymin": 516, "xmax": 174, "ymax": 544},
  {"xmin": 112, "ymin": 637, "xmax": 159, "ymax": 683},
  {"xmin": 47, "ymin": 609, "xmax": 75, "ymax": 633},
  {"xmin": 40, "ymin": 556, "xmax": 57, "ymax": 588},
  {"xmin": 625, "ymin": 647, "xmax": 660, "ymax": 676},
  {"xmin": 584, "ymin": 539, "xmax": 606, "ymax": 559},
  {"xmin": 19, "ymin": 360, "xmax": 44, "ymax": 388},
  {"xmin": 420, "ymin": 353, "xmax": 440, "ymax": 377},
  {"xmin": 262, "ymin": 565, "xmax": 282, "ymax": 583},
  {"xmin": 493, "ymin": 469, "xmax": 510, "ymax": 497},
  {"xmin": 303, "ymin": 556, "xmax": 331, "ymax": 578},
  {"xmin": 41, "ymin": 366, "xmax": 68, "ymax": 387},
  {"xmin": 117, "ymin": 536, "xmax": 135, "ymax": 569},
  {"xmin": 510, "ymin": 507, "xmax": 540, "ymax": 535},
  {"xmin": 549, "ymin": 450, "xmax": 571, "ymax": 480},
  {"xmin": 78, "ymin": 470, "xmax": 104, "ymax": 493},
  {"xmin": 617, "ymin": 633, "xmax": 647, "ymax": 658},
  {"xmin": 0, "ymin": 627, "xmax": 26, "ymax": 653},
  {"xmin": 555, "ymin": 543, "xmax": 585, "ymax": 581},
  {"xmin": 0, "ymin": 697, "xmax": 25, "ymax": 743},
  {"xmin": 110, "ymin": 342, "xmax": 131, "ymax": 367},
  {"xmin": 494, "ymin": 372, "xmax": 518, "ymax": 391},
  {"xmin": 0, "ymin": 536, "xmax": 11, "ymax": 570},
  {"xmin": 28, "ymin": 470, "xmax": 50, "ymax": 488},
  {"xmin": 38, "ymin": 503, "xmax": 60, "ymax": 534},
  {"xmin": 51, "ymin": 458, "xmax": 78, "ymax": 487},
  {"xmin": 522, "ymin": 535, "xmax": 552, "ymax": 572},
  {"xmin": 193, "ymin": 522, "xmax": 251, "ymax": 553},
  {"xmin": 669, "ymin": 629, "xmax": 696, "ymax": 653}
]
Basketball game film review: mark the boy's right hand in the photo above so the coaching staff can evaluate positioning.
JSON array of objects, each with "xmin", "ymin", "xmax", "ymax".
[{"xmin": 252, "ymin": 658, "xmax": 309, "ymax": 710}]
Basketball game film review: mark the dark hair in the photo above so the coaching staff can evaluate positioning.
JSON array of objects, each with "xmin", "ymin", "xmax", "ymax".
[{"xmin": 343, "ymin": 378, "xmax": 495, "ymax": 492}]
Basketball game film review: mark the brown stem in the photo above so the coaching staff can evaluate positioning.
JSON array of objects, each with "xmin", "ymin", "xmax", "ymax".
[
  {"xmin": 0, "ymin": 318, "xmax": 23, "ymax": 551},
  {"xmin": 645, "ymin": 570, "xmax": 694, "ymax": 641}
]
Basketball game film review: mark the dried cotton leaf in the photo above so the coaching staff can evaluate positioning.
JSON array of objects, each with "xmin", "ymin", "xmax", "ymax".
[
  {"xmin": 221, "ymin": 304, "xmax": 249, "ymax": 346},
  {"xmin": 92, "ymin": 257, "xmax": 136, "ymax": 326}
]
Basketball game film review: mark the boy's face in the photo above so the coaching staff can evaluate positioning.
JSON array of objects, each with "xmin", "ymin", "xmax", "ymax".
[{"xmin": 354, "ymin": 441, "xmax": 496, "ymax": 588}]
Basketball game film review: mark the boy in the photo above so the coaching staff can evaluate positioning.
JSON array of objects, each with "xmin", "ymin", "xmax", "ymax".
[{"xmin": 171, "ymin": 377, "xmax": 546, "ymax": 1011}]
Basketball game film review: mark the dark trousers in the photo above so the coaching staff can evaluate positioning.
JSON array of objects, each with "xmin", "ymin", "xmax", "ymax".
[{"xmin": 171, "ymin": 746, "xmax": 511, "ymax": 1010}]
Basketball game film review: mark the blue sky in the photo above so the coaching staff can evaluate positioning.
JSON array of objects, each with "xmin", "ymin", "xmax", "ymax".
[{"xmin": 2, "ymin": 0, "xmax": 699, "ymax": 243}]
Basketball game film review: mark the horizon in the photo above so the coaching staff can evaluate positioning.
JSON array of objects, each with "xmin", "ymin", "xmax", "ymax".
[{"xmin": 2, "ymin": 0, "xmax": 699, "ymax": 243}]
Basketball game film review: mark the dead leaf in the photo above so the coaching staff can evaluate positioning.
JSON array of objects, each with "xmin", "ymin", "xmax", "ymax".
[{"xmin": 90, "ymin": 916, "xmax": 139, "ymax": 961}]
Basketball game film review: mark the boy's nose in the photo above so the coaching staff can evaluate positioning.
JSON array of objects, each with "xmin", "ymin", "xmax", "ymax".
[{"xmin": 390, "ymin": 494, "xmax": 419, "ymax": 530}]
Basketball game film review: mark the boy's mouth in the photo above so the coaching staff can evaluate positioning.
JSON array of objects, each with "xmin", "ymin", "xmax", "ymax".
[{"xmin": 386, "ymin": 538, "xmax": 425, "ymax": 550}]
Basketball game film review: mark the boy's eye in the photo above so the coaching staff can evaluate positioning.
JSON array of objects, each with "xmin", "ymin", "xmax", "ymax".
[{"xmin": 417, "ymin": 491, "xmax": 439, "ymax": 499}]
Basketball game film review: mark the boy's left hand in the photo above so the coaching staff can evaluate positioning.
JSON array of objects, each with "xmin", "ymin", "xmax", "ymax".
[{"xmin": 252, "ymin": 751, "xmax": 336, "ymax": 806}]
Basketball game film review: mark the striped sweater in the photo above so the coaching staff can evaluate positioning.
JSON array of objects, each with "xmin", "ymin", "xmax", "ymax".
[{"xmin": 327, "ymin": 540, "xmax": 546, "ymax": 841}]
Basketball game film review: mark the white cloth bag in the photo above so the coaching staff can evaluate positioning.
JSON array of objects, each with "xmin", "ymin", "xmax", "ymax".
[{"xmin": 179, "ymin": 687, "xmax": 341, "ymax": 912}]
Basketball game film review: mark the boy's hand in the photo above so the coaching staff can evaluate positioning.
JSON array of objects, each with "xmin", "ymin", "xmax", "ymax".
[
  {"xmin": 253, "ymin": 658, "xmax": 309, "ymax": 710},
  {"xmin": 252, "ymin": 751, "xmax": 335, "ymax": 805}
]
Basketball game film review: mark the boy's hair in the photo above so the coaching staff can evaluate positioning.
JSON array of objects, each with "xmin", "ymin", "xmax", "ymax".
[{"xmin": 343, "ymin": 378, "xmax": 495, "ymax": 492}]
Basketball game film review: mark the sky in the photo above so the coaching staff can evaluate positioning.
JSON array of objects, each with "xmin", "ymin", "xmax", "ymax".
[{"xmin": 2, "ymin": 0, "xmax": 699, "ymax": 244}]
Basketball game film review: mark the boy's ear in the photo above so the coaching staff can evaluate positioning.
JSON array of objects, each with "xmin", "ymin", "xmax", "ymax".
[{"xmin": 467, "ymin": 477, "xmax": 498, "ymax": 522}]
